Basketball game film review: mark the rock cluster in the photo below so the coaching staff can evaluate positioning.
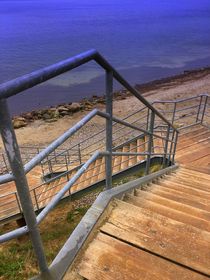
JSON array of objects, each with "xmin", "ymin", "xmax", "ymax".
[{"xmin": 12, "ymin": 90, "xmax": 129, "ymax": 129}]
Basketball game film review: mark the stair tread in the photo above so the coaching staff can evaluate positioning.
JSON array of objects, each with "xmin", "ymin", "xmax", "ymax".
[
  {"xmin": 167, "ymin": 174, "xmax": 210, "ymax": 192},
  {"xmin": 100, "ymin": 199, "xmax": 210, "ymax": 276},
  {"xmin": 135, "ymin": 189, "xmax": 210, "ymax": 221},
  {"xmin": 125, "ymin": 193, "xmax": 210, "ymax": 232},
  {"xmin": 78, "ymin": 232, "xmax": 208, "ymax": 280},
  {"xmin": 157, "ymin": 180, "xmax": 210, "ymax": 198},
  {"xmin": 176, "ymin": 167, "xmax": 210, "ymax": 179},
  {"xmin": 145, "ymin": 184, "xmax": 210, "ymax": 211}
]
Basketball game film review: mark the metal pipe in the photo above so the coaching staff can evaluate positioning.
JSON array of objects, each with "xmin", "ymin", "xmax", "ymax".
[
  {"xmin": 172, "ymin": 131, "xmax": 179, "ymax": 164},
  {"xmin": 172, "ymin": 102, "xmax": 177, "ymax": 124},
  {"xmin": 163, "ymin": 125, "xmax": 170, "ymax": 167},
  {"xmin": 0, "ymin": 109, "xmax": 99, "ymax": 184},
  {"xmin": 105, "ymin": 70, "xmax": 113, "ymax": 189},
  {"xmin": 0, "ymin": 99, "xmax": 49, "ymax": 275},
  {"xmin": 36, "ymin": 151, "xmax": 101, "ymax": 223},
  {"xmin": 0, "ymin": 47, "xmax": 177, "ymax": 132},
  {"xmin": 145, "ymin": 111, "xmax": 155, "ymax": 174},
  {"xmin": 196, "ymin": 95, "xmax": 203, "ymax": 123},
  {"xmin": 0, "ymin": 151, "xmax": 104, "ymax": 243},
  {"xmin": 201, "ymin": 95, "xmax": 208, "ymax": 124},
  {"xmin": 94, "ymin": 53, "xmax": 178, "ymax": 131},
  {"xmin": 0, "ymin": 49, "xmax": 97, "ymax": 99}
]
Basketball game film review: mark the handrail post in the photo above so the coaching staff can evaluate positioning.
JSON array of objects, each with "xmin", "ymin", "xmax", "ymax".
[
  {"xmin": 145, "ymin": 111, "xmax": 155, "ymax": 175},
  {"xmin": 163, "ymin": 125, "xmax": 170, "ymax": 167},
  {"xmin": 201, "ymin": 95, "xmax": 208, "ymax": 124},
  {"xmin": 168, "ymin": 129, "xmax": 175, "ymax": 164},
  {"xmin": 172, "ymin": 102, "xmax": 177, "ymax": 124},
  {"xmin": 0, "ymin": 99, "xmax": 49, "ymax": 276},
  {"xmin": 172, "ymin": 130, "xmax": 178, "ymax": 164},
  {"xmin": 105, "ymin": 70, "xmax": 113, "ymax": 189},
  {"xmin": 196, "ymin": 95, "xmax": 203, "ymax": 123}
]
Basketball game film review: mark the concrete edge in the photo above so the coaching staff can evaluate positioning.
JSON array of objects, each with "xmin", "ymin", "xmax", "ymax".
[{"xmin": 35, "ymin": 163, "xmax": 179, "ymax": 280}]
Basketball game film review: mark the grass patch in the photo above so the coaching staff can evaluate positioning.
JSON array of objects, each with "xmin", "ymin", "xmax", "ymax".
[
  {"xmin": 0, "ymin": 196, "xmax": 95, "ymax": 280},
  {"xmin": 0, "ymin": 162, "xmax": 162, "ymax": 279}
]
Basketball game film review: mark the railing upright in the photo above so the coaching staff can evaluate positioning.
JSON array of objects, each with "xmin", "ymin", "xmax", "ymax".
[
  {"xmin": 0, "ymin": 99, "xmax": 49, "ymax": 276},
  {"xmin": 172, "ymin": 102, "xmax": 177, "ymax": 124},
  {"xmin": 201, "ymin": 95, "xmax": 208, "ymax": 124},
  {"xmin": 145, "ymin": 111, "xmax": 155, "ymax": 174},
  {"xmin": 163, "ymin": 125, "xmax": 170, "ymax": 167},
  {"xmin": 172, "ymin": 130, "xmax": 179, "ymax": 164},
  {"xmin": 105, "ymin": 70, "xmax": 113, "ymax": 189},
  {"xmin": 196, "ymin": 95, "xmax": 203, "ymax": 123}
]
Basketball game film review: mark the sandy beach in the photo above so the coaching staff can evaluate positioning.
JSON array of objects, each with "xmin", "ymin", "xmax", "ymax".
[{"xmin": 1, "ymin": 68, "xmax": 210, "ymax": 150}]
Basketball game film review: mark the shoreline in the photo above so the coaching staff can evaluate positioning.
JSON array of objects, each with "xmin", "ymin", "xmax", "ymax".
[
  {"xmin": 12, "ymin": 65, "xmax": 210, "ymax": 129},
  {"xmin": 7, "ymin": 55, "xmax": 210, "ymax": 116},
  {"xmin": 0, "ymin": 64, "xmax": 209, "ymax": 149}
]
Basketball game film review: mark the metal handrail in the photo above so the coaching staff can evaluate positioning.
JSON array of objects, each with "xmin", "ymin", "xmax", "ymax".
[
  {"xmin": 0, "ymin": 49, "xmax": 177, "ymax": 131},
  {"xmin": 0, "ymin": 109, "xmax": 173, "ymax": 185},
  {"xmin": 0, "ymin": 118, "xmax": 173, "ymax": 216},
  {"xmin": 0, "ymin": 49, "xmax": 178, "ymax": 277},
  {"xmin": 152, "ymin": 94, "xmax": 210, "ymax": 128}
]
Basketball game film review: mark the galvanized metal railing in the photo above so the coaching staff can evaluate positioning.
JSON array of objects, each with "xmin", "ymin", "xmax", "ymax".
[
  {"xmin": 153, "ymin": 94, "xmax": 210, "ymax": 130},
  {"xmin": 0, "ymin": 49, "xmax": 178, "ymax": 278}
]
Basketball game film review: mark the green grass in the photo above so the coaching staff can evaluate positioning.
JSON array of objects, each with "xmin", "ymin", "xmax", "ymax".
[
  {"xmin": 0, "ymin": 203, "xmax": 91, "ymax": 280},
  {"xmin": 0, "ymin": 162, "xmax": 162, "ymax": 279}
]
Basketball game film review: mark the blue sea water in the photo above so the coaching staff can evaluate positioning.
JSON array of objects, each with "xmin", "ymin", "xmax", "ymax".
[{"xmin": 0, "ymin": 0, "xmax": 210, "ymax": 114}]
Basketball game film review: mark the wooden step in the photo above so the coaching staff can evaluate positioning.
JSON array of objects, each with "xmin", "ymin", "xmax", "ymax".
[
  {"xmin": 166, "ymin": 174, "xmax": 210, "ymax": 192},
  {"xmin": 176, "ymin": 144, "xmax": 210, "ymax": 163},
  {"xmin": 100, "ymin": 199, "xmax": 210, "ymax": 276},
  {"xmin": 128, "ymin": 142, "xmax": 137, "ymax": 167},
  {"xmin": 136, "ymin": 137, "xmax": 145, "ymax": 162},
  {"xmin": 97, "ymin": 156, "xmax": 106, "ymax": 181},
  {"xmin": 157, "ymin": 180, "xmax": 210, "ymax": 199},
  {"xmin": 112, "ymin": 154, "xmax": 121, "ymax": 174},
  {"xmin": 90, "ymin": 159, "xmax": 102, "ymax": 184},
  {"xmin": 181, "ymin": 165, "xmax": 210, "ymax": 175},
  {"xmin": 78, "ymin": 233, "xmax": 208, "ymax": 280},
  {"xmin": 120, "ymin": 145, "xmax": 129, "ymax": 169},
  {"xmin": 178, "ymin": 126, "xmax": 207, "ymax": 140},
  {"xmin": 177, "ymin": 129, "xmax": 210, "ymax": 145},
  {"xmin": 125, "ymin": 193, "xmax": 210, "ymax": 232},
  {"xmin": 144, "ymin": 184, "xmax": 210, "ymax": 212},
  {"xmin": 153, "ymin": 135, "xmax": 164, "ymax": 154},
  {"xmin": 176, "ymin": 167, "xmax": 210, "ymax": 180},
  {"xmin": 177, "ymin": 132, "xmax": 210, "ymax": 151},
  {"xmin": 135, "ymin": 189, "xmax": 210, "ymax": 221}
]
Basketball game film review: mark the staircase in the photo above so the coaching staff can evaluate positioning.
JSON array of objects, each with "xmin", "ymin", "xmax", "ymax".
[
  {"xmin": 72, "ymin": 166, "xmax": 210, "ymax": 280},
  {"xmin": 0, "ymin": 131, "xmax": 166, "ymax": 222},
  {"xmin": 35, "ymin": 134, "xmax": 164, "ymax": 209}
]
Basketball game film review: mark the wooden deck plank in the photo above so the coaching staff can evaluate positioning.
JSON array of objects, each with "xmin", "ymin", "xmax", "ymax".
[
  {"xmin": 78, "ymin": 233, "xmax": 208, "ymax": 280},
  {"xmin": 135, "ymin": 189, "xmax": 210, "ymax": 221},
  {"xmin": 157, "ymin": 180, "xmax": 210, "ymax": 198},
  {"xmin": 125, "ymin": 193, "xmax": 210, "ymax": 232},
  {"xmin": 100, "ymin": 200, "xmax": 210, "ymax": 276},
  {"xmin": 146, "ymin": 185, "xmax": 210, "ymax": 211}
]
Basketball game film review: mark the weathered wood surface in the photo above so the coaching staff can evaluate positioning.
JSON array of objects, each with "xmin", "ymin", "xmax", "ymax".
[
  {"xmin": 68, "ymin": 125, "xmax": 210, "ymax": 279},
  {"xmin": 78, "ymin": 233, "xmax": 208, "ymax": 280}
]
